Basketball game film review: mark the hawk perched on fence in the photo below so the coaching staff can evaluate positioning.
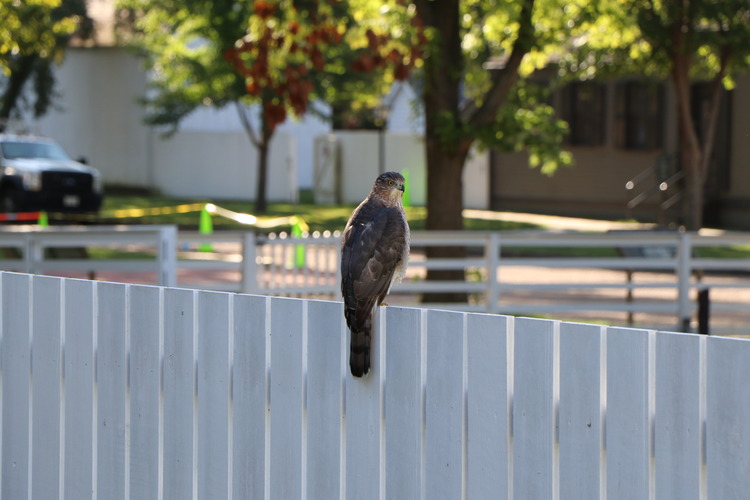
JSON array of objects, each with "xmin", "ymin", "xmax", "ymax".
[{"xmin": 341, "ymin": 171, "xmax": 410, "ymax": 377}]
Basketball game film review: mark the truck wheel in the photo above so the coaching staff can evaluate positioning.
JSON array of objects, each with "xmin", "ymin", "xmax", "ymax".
[{"xmin": 0, "ymin": 187, "xmax": 19, "ymax": 213}]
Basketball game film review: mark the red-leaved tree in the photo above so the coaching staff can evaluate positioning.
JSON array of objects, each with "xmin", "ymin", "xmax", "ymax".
[{"xmin": 225, "ymin": 1, "xmax": 425, "ymax": 210}]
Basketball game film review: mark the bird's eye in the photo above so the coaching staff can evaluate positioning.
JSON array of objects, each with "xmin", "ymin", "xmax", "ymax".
[{"xmin": 388, "ymin": 180, "xmax": 394, "ymax": 186}]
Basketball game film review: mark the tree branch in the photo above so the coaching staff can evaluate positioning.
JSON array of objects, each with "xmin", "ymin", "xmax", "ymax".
[
  {"xmin": 462, "ymin": 0, "xmax": 535, "ymax": 129},
  {"xmin": 235, "ymin": 101, "xmax": 260, "ymax": 148},
  {"xmin": 699, "ymin": 46, "xmax": 731, "ymax": 180}
]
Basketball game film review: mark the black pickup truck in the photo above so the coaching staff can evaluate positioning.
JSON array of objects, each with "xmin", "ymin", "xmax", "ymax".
[{"xmin": 0, "ymin": 134, "xmax": 103, "ymax": 213}]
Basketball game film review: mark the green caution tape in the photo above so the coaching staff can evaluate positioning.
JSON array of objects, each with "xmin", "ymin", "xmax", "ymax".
[
  {"xmin": 199, "ymin": 204, "xmax": 214, "ymax": 252},
  {"xmin": 291, "ymin": 218, "xmax": 306, "ymax": 269},
  {"xmin": 402, "ymin": 169, "xmax": 411, "ymax": 207}
]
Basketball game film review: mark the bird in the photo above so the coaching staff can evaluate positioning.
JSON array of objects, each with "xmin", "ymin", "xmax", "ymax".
[{"xmin": 341, "ymin": 171, "xmax": 410, "ymax": 377}]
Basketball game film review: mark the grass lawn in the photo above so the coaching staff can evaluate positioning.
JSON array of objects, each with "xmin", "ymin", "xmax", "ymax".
[
  {"xmin": 95, "ymin": 190, "xmax": 750, "ymax": 259},
  {"xmin": 99, "ymin": 191, "xmax": 540, "ymax": 233}
]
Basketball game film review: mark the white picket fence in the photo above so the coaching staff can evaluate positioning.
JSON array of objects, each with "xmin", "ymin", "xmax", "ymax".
[{"xmin": 2, "ymin": 271, "xmax": 749, "ymax": 500}]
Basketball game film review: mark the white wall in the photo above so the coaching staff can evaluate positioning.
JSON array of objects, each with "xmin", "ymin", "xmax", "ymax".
[
  {"xmin": 315, "ymin": 131, "xmax": 489, "ymax": 209},
  {"xmin": 37, "ymin": 47, "xmax": 152, "ymax": 187},
  {"xmin": 152, "ymin": 130, "xmax": 296, "ymax": 202},
  {"xmin": 179, "ymin": 103, "xmax": 330, "ymax": 189},
  {"xmin": 34, "ymin": 47, "xmax": 298, "ymax": 201},
  {"xmin": 385, "ymin": 82, "xmax": 424, "ymax": 134},
  {"xmin": 32, "ymin": 46, "xmax": 492, "ymax": 207}
]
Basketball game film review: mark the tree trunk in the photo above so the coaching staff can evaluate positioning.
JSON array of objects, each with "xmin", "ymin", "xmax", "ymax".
[
  {"xmin": 422, "ymin": 147, "xmax": 470, "ymax": 303},
  {"xmin": 416, "ymin": 0, "xmax": 469, "ymax": 303},
  {"xmin": 667, "ymin": 11, "xmax": 730, "ymax": 231},
  {"xmin": 679, "ymin": 132, "xmax": 704, "ymax": 230},
  {"xmin": 414, "ymin": 0, "xmax": 533, "ymax": 303},
  {"xmin": 0, "ymin": 55, "xmax": 38, "ymax": 130},
  {"xmin": 676, "ymin": 82, "xmax": 704, "ymax": 231},
  {"xmin": 255, "ymin": 138, "xmax": 270, "ymax": 213},
  {"xmin": 236, "ymin": 101, "xmax": 273, "ymax": 213}
]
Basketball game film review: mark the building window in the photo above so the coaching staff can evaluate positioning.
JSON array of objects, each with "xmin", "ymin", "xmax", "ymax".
[
  {"xmin": 561, "ymin": 81, "xmax": 606, "ymax": 146},
  {"xmin": 614, "ymin": 81, "xmax": 664, "ymax": 150}
]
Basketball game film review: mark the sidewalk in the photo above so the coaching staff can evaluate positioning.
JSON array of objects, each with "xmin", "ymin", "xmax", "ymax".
[{"xmin": 463, "ymin": 209, "xmax": 657, "ymax": 232}]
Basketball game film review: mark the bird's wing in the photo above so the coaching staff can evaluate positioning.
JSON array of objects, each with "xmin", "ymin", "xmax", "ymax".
[{"xmin": 341, "ymin": 204, "xmax": 407, "ymax": 329}]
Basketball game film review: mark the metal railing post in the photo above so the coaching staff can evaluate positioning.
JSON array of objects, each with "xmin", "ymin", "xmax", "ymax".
[
  {"xmin": 24, "ymin": 232, "xmax": 37, "ymax": 274},
  {"xmin": 677, "ymin": 231, "xmax": 692, "ymax": 332},
  {"xmin": 486, "ymin": 232, "xmax": 501, "ymax": 314},
  {"xmin": 158, "ymin": 226, "xmax": 178, "ymax": 287},
  {"xmin": 241, "ymin": 232, "xmax": 258, "ymax": 294}
]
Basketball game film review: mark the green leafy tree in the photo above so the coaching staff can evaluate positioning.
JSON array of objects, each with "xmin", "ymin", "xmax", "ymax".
[
  {"xmin": 120, "ymin": 0, "xmax": 266, "ymax": 208},
  {"xmin": 0, "ymin": 0, "xmax": 91, "ymax": 130},
  {"xmin": 120, "ymin": 0, "xmax": 412, "ymax": 212},
  {"xmin": 392, "ymin": 0, "xmax": 573, "ymax": 301},
  {"xmin": 562, "ymin": 0, "xmax": 750, "ymax": 230}
]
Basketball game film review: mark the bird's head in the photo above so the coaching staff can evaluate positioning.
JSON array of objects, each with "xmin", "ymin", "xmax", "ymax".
[{"xmin": 372, "ymin": 171, "xmax": 406, "ymax": 203}]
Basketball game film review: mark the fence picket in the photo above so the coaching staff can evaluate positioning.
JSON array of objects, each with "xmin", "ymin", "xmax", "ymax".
[
  {"xmin": 345, "ymin": 308, "xmax": 383, "ymax": 500},
  {"xmin": 232, "ymin": 294, "xmax": 269, "ymax": 500},
  {"xmin": 96, "ymin": 282, "xmax": 129, "ymax": 500},
  {"xmin": 1, "ymin": 273, "xmax": 32, "ymax": 500},
  {"xmin": 384, "ymin": 306, "xmax": 422, "ymax": 500},
  {"xmin": 424, "ymin": 309, "xmax": 466, "ymax": 500},
  {"xmin": 512, "ymin": 317, "xmax": 556, "ymax": 500},
  {"xmin": 558, "ymin": 322, "xmax": 604, "ymax": 500},
  {"xmin": 128, "ymin": 285, "xmax": 161, "ymax": 500},
  {"xmin": 162, "ymin": 288, "xmax": 196, "ymax": 500},
  {"xmin": 62, "ymin": 278, "xmax": 96, "ymax": 500},
  {"xmin": 196, "ymin": 291, "xmax": 231, "ymax": 500},
  {"xmin": 306, "ymin": 299, "xmax": 344, "ymax": 500},
  {"xmin": 707, "ymin": 337, "xmax": 750, "ymax": 500},
  {"xmin": 654, "ymin": 332, "xmax": 701, "ymax": 500},
  {"xmin": 606, "ymin": 327, "xmax": 652, "ymax": 500},
  {"xmin": 269, "ymin": 297, "xmax": 305, "ymax": 500},
  {"xmin": 31, "ymin": 276, "xmax": 63, "ymax": 500},
  {"xmin": 466, "ymin": 313, "xmax": 510, "ymax": 500}
]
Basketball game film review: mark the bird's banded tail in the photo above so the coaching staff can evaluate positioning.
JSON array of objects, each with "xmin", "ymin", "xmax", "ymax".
[{"xmin": 349, "ymin": 317, "xmax": 372, "ymax": 377}]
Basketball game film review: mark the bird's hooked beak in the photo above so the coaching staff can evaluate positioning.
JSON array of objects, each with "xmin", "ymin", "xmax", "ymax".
[{"xmin": 398, "ymin": 184, "xmax": 405, "ymax": 192}]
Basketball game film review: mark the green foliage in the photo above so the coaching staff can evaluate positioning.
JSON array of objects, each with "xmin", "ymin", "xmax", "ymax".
[
  {"xmin": 557, "ymin": 0, "xmax": 750, "ymax": 229},
  {"xmin": 408, "ymin": 0, "xmax": 585, "ymax": 174},
  {"xmin": 558, "ymin": 0, "xmax": 750, "ymax": 84},
  {"xmin": 474, "ymin": 80, "xmax": 572, "ymax": 174},
  {"xmin": 119, "ymin": 0, "xmax": 415, "ymax": 131},
  {"xmin": 119, "ymin": 0, "xmax": 250, "ymax": 129},
  {"xmin": 0, "ymin": 0, "xmax": 91, "ymax": 124}
]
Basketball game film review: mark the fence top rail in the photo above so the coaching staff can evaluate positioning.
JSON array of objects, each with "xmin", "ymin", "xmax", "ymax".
[
  {"xmin": 0, "ymin": 224, "xmax": 175, "ymax": 234},
  {"xmin": 179, "ymin": 231, "xmax": 254, "ymax": 244}
]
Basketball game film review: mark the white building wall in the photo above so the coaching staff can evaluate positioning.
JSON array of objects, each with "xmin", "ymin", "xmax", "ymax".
[
  {"xmin": 37, "ymin": 47, "xmax": 153, "ymax": 187},
  {"xmin": 35, "ymin": 47, "xmax": 299, "ymax": 201},
  {"xmin": 32, "ymin": 46, "xmax": 489, "ymax": 208},
  {"xmin": 179, "ymin": 102, "xmax": 330, "ymax": 189},
  {"xmin": 152, "ymin": 130, "xmax": 296, "ymax": 202},
  {"xmin": 314, "ymin": 131, "xmax": 489, "ymax": 209},
  {"xmin": 385, "ymin": 82, "xmax": 424, "ymax": 134}
]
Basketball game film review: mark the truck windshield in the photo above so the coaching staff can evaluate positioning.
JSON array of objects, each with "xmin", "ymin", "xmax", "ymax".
[{"xmin": 1, "ymin": 141, "xmax": 70, "ymax": 161}]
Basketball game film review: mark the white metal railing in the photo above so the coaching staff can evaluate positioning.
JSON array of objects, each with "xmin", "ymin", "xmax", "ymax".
[
  {"xmin": 0, "ymin": 225, "xmax": 177, "ymax": 286},
  {"xmin": 2, "ymin": 272, "xmax": 749, "ymax": 499},
  {"xmin": 244, "ymin": 229, "xmax": 750, "ymax": 332},
  {"xmin": 2, "ymin": 226, "xmax": 750, "ymax": 332}
]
